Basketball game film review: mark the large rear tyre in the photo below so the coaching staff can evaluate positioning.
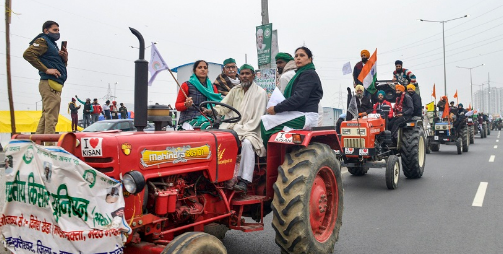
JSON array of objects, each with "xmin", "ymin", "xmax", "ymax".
[
  {"xmin": 385, "ymin": 155, "xmax": 400, "ymax": 190},
  {"xmin": 456, "ymin": 138, "xmax": 462, "ymax": 154},
  {"xmin": 430, "ymin": 143, "xmax": 440, "ymax": 152},
  {"xmin": 469, "ymin": 125, "xmax": 475, "ymax": 144},
  {"xmin": 162, "ymin": 232, "xmax": 227, "ymax": 254},
  {"xmin": 272, "ymin": 143, "xmax": 343, "ymax": 254},
  {"xmin": 462, "ymin": 127, "xmax": 469, "ymax": 152},
  {"xmin": 400, "ymin": 127, "xmax": 425, "ymax": 179},
  {"xmin": 347, "ymin": 166, "xmax": 368, "ymax": 176}
]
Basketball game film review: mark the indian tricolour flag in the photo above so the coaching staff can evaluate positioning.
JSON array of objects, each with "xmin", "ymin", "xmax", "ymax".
[{"xmin": 357, "ymin": 49, "xmax": 377, "ymax": 94}]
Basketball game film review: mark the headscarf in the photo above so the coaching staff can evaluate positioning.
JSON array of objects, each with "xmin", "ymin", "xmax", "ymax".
[
  {"xmin": 240, "ymin": 64, "xmax": 255, "ymax": 73},
  {"xmin": 396, "ymin": 84, "xmax": 405, "ymax": 92},
  {"xmin": 377, "ymin": 90, "xmax": 385, "ymax": 97},
  {"xmin": 361, "ymin": 50, "xmax": 370, "ymax": 58},
  {"xmin": 223, "ymin": 58, "xmax": 236, "ymax": 66},
  {"xmin": 188, "ymin": 74, "xmax": 222, "ymax": 102},
  {"xmin": 355, "ymin": 85, "xmax": 364, "ymax": 92},
  {"xmin": 71, "ymin": 98, "xmax": 76, "ymax": 102},
  {"xmin": 275, "ymin": 52, "xmax": 294, "ymax": 62},
  {"xmin": 284, "ymin": 63, "xmax": 315, "ymax": 98},
  {"xmin": 407, "ymin": 84, "xmax": 416, "ymax": 90},
  {"xmin": 458, "ymin": 103, "xmax": 464, "ymax": 108}
]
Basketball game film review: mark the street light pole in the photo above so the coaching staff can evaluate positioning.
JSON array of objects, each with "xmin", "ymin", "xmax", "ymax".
[
  {"xmin": 456, "ymin": 64, "xmax": 484, "ymax": 109},
  {"xmin": 420, "ymin": 15, "xmax": 468, "ymax": 97}
]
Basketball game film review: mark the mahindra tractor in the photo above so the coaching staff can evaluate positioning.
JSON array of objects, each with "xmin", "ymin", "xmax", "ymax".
[
  {"xmin": 339, "ymin": 101, "xmax": 426, "ymax": 190},
  {"xmin": 10, "ymin": 28, "xmax": 344, "ymax": 254}
]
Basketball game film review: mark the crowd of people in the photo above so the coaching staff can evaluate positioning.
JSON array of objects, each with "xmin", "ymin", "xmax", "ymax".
[{"xmin": 69, "ymin": 96, "xmax": 129, "ymax": 131}]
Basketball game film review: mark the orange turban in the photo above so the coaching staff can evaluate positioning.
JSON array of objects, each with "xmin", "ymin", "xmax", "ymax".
[
  {"xmin": 396, "ymin": 84, "xmax": 405, "ymax": 92},
  {"xmin": 361, "ymin": 50, "xmax": 370, "ymax": 58}
]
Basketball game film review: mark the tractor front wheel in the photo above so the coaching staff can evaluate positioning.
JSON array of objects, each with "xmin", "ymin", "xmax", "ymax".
[
  {"xmin": 456, "ymin": 137, "xmax": 463, "ymax": 155},
  {"xmin": 162, "ymin": 232, "xmax": 227, "ymax": 254},
  {"xmin": 462, "ymin": 127, "xmax": 469, "ymax": 152},
  {"xmin": 272, "ymin": 143, "xmax": 343, "ymax": 254},
  {"xmin": 430, "ymin": 143, "xmax": 440, "ymax": 152},
  {"xmin": 385, "ymin": 155, "xmax": 400, "ymax": 190}
]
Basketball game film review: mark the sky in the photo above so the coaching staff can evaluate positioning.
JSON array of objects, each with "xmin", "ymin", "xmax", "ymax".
[{"xmin": 1, "ymin": 0, "xmax": 502, "ymax": 119}]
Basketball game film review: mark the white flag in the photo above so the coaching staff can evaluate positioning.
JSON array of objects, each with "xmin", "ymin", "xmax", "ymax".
[
  {"xmin": 342, "ymin": 61, "xmax": 352, "ymax": 75},
  {"xmin": 148, "ymin": 43, "xmax": 169, "ymax": 86}
]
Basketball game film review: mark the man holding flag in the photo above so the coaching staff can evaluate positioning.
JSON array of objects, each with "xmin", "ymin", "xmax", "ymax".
[{"xmin": 357, "ymin": 49, "xmax": 378, "ymax": 97}]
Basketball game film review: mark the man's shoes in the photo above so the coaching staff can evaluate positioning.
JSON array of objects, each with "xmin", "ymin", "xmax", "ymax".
[{"xmin": 233, "ymin": 180, "xmax": 248, "ymax": 193}]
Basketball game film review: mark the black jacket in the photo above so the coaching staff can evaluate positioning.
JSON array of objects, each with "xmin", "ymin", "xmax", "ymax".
[
  {"xmin": 409, "ymin": 92, "xmax": 422, "ymax": 117},
  {"xmin": 346, "ymin": 95, "xmax": 373, "ymax": 121},
  {"xmin": 395, "ymin": 93, "xmax": 414, "ymax": 117},
  {"xmin": 275, "ymin": 69, "xmax": 323, "ymax": 113},
  {"xmin": 353, "ymin": 61, "xmax": 364, "ymax": 85}
]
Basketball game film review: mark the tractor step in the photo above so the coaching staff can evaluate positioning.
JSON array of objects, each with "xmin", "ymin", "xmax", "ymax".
[
  {"xmin": 230, "ymin": 195, "xmax": 265, "ymax": 232},
  {"xmin": 231, "ymin": 195, "xmax": 265, "ymax": 205}
]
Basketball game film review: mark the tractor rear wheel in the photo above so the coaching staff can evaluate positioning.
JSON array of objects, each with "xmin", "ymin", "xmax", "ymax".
[
  {"xmin": 430, "ymin": 143, "xmax": 440, "ymax": 152},
  {"xmin": 385, "ymin": 155, "xmax": 400, "ymax": 190},
  {"xmin": 483, "ymin": 123, "xmax": 488, "ymax": 138},
  {"xmin": 162, "ymin": 232, "xmax": 227, "ymax": 254},
  {"xmin": 400, "ymin": 127, "xmax": 425, "ymax": 179},
  {"xmin": 347, "ymin": 166, "xmax": 368, "ymax": 176},
  {"xmin": 462, "ymin": 127, "xmax": 469, "ymax": 152},
  {"xmin": 469, "ymin": 125, "xmax": 474, "ymax": 144},
  {"xmin": 456, "ymin": 137, "xmax": 462, "ymax": 155},
  {"xmin": 272, "ymin": 143, "xmax": 343, "ymax": 254}
]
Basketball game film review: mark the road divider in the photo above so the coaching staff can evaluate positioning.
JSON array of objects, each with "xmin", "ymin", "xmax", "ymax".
[
  {"xmin": 489, "ymin": 155, "xmax": 495, "ymax": 162},
  {"xmin": 472, "ymin": 182, "xmax": 488, "ymax": 207}
]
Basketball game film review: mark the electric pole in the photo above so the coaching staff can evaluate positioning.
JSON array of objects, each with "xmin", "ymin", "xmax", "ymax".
[
  {"xmin": 259, "ymin": 0, "xmax": 271, "ymax": 69},
  {"xmin": 5, "ymin": 0, "xmax": 16, "ymax": 135}
]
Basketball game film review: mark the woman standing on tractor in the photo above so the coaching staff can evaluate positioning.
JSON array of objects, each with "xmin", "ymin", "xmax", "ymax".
[
  {"xmin": 175, "ymin": 60, "xmax": 222, "ymax": 130},
  {"xmin": 261, "ymin": 46, "xmax": 323, "ymax": 145}
]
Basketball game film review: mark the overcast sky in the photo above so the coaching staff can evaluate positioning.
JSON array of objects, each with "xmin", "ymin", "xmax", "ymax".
[{"xmin": 1, "ymin": 0, "xmax": 502, "ymax": 117}]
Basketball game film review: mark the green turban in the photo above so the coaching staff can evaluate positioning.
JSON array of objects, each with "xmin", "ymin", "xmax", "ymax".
[
  {"xmin": 240, "ymin": 64, "xmax": 255, "ymax": 73},
  {"xmin": 275, "ymin": 52, "xmax": 294, "ymax": 62},
  {"xmin": 223, "ymin": 58, "xmax": 236, "ymax": 66}
]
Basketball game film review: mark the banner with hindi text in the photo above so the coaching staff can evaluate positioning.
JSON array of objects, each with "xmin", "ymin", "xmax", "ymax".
[{"xmin": 1, "ymin": 140, "xmax": 130, "ymax": 254}]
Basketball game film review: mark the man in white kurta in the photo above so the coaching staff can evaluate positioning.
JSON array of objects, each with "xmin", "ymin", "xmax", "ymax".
[{"xmin": 210, "ymin": 64, "xmax": 267, "ymax": 193}]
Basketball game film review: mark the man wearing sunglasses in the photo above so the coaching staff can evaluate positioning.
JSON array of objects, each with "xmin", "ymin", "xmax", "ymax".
[{"xmin": 213, "ymin": 58, "xmax": 240, "ymax": 97}]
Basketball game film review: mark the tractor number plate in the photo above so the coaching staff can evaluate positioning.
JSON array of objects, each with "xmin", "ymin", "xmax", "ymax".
[
  {"xmin": 434, "ymin": 136, "xmax": 439, "ymax": 140},
  {"xmin": 344, "ymin": 148, "xmax": 355, "ymax": 154},
  {"xmin": 359, "ymin": 149, "xmax": 369, "ymax": 155},
  {"xmin": 439, "ymin": 131, "xmax": 445, "ymax": 134},
  {"xmin": 274, "ymin": 132, "xmax": 293, "ymax": 143}
]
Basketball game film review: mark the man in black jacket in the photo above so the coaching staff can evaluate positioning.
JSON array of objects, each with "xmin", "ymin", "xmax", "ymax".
[
  {"xmin": 388, "ymin": 84, "xmax": 413, "ymax": 139},
  {"xmin": 407, "ymin": 84, "xmax": 422, "ymax": 117},
  {"xmin": 346, "ymin": 85, "xmax": 372, "ymax": 120}
]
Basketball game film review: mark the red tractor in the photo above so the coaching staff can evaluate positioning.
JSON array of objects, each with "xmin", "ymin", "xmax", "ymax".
[
  {"xmin": 11, "ymin": 28, "xmax": 344, "ymax": 254},
  {"xmin": 339, "ymin": 103, "xmax": 426, "ymax": 189}
]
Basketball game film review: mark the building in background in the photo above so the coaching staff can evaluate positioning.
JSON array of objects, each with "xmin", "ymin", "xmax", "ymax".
[{"xmin": 474, "ymin": 87, "xmax": 503, "ymax": 115}]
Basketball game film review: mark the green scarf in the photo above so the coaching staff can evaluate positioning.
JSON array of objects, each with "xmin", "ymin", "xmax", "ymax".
[
  {"xmin": 188, "ymin": 74, "xmax": 222, "ymax": 102},
  {"xmin": 283, "ymin": 63, "xmax": 315, "ymax": 98}
]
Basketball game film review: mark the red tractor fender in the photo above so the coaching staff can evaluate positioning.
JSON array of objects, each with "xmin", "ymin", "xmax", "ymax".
[{"xmin": 264, "ymin": 129, "xmax": 341, "ymax": 199}]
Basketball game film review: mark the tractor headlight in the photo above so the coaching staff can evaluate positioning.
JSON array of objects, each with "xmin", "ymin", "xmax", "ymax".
[
  {"xmin": 342, "ymin": 128, "xmax": 351, "ymax": 135},
  {"xmin": 357, "ymin": 128, "xmax": 366, "ymax": 135},
  {"xmin": 123, "ymin": 171, "xmax": 146, "ymax": 194}
]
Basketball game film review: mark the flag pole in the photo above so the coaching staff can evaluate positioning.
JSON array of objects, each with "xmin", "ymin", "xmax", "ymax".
[{"xmin": 167, "ymin": 68, "xmax": 188, "ymax": 99}]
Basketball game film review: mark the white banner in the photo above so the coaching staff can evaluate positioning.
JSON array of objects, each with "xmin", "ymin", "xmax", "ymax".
[{"xmin": 1, "ymin": 140, "xmax": 130, "ymax": 254}]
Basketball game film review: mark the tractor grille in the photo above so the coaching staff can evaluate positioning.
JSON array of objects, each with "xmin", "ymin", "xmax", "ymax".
[{"xmin": 343, "ymin": 138, "xmax": 365, "ymax": 148}]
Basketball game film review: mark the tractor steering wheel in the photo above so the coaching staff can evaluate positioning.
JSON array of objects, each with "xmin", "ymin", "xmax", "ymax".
[{"xmin": 199, "ymin": 101, "xmax": 242, "ymax": 125}]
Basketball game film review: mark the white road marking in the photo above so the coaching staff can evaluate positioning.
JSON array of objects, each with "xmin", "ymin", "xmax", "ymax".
[
  {"xmin": 489, "ymin": 155, "xmax": 495, "ymax": 162},
  {"xmin": 497, "ymin": 140, "xmax": 500, "ymax": 143},
  {"xmin": 472, "ymin": 182, "xmax": 488, "ymax": 207},
  {"xmin": 495, "ymin": 145, "xmax": 498, "ymax": 149}
]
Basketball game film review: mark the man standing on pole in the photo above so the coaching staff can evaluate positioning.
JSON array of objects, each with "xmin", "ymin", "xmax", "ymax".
[{"xmin": 23, "ymin": 20, "xmax": 68, "ymax": 135}]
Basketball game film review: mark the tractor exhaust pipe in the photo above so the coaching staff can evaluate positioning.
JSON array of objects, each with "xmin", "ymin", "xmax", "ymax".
[{"xmin": 129, "ymin": 27, "xmax": 148, "ymax": 131}]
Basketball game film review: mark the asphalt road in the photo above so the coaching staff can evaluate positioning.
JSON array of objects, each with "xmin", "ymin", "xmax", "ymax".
[{"xmin": 224, "ymin": 130, "xmax": 503, "ymax": 254}]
